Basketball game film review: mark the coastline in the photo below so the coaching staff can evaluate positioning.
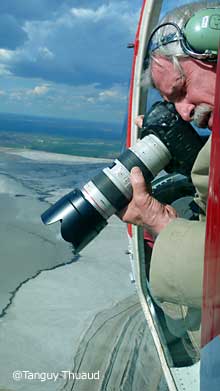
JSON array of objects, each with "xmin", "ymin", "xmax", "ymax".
[{"xmin": 0, "ymin": 146, "xmax": 113, "ymax": 164}]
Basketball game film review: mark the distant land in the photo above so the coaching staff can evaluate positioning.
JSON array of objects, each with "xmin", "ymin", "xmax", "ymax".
[{"xmin": 0, "ymin": 112, "xmax": 125, "ymax": 158}]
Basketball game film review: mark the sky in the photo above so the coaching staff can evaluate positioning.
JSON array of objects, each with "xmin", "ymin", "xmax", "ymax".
[{"xmin": 0, "ymin": 0, "xmax": 143, "ymax": 124}]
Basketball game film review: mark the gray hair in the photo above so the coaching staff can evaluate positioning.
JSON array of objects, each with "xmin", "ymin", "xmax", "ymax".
[{"xmin": 142, "ymin": 1, "xmax": 220, "ymax": 88}]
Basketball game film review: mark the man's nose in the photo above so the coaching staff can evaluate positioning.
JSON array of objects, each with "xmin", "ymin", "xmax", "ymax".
[{"xmin": 174, "ymin": 101, "xmax": 195, "ymax": 122}]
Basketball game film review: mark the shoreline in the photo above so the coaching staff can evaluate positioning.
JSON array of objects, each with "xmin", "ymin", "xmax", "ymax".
[{"xmin": 0, "ymin": 146, "xmax": 113, "ymax": 164}]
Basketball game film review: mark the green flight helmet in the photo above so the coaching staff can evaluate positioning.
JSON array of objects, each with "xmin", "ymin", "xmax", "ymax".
[{"xmin": 183, "ymin": 8, "xmax": 220, "ymax": 57}]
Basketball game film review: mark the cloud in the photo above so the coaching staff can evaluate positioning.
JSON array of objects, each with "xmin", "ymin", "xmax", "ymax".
[
  {"xmin": 28, "ymin": 84, "xmax": 50, "ymax": 96},
  {"xmin": 97, "ymin": 85, "xmax": 127, "ymax": 102},
  {"xmin": 78, "ymin": 83, "xmax": 127, "ymax": 108},
  {"xmin": 0, "ymin": 14, "xmax": 28, "ymax": 50},
  {"xmin": 0, "ymin": 64, "xmax": 12, "ymax": 76},
  {"xmin": 0, "ymin": 49, "xmax": 16, "ymax": 74},
  {"xmin": 70, "ymin": 8, "xmax": 102, "ymax": 19},
  {"xmin": 0, "ymin": 80, "xmax": 128, "ymax": 122},
  {"xmin": 0, "ymin": 0, "xmax": 67, "ymax": 21},
  {"xmin": 6, "ymin": 84, "xmax": 50, "ymax": 102},
  {"xmin": 38, "ymin": 47, "xmax": 54, "ymax": 60},
  {"xmin": 0, "ymin": 1, "xmax": 143, "ymax": 123},
  {"xmin": 2, "ymin": 2, "xmax": 140, "ymax": 87},
  {"xmin": 98, "ymin": 89, "xmax": 123, "ymax": 101},
  {"xmin": 0, "ymin": 49, "xmax": 14, "ymax": 60},
  {"xmin": 0, "ymin": 1, "xmax": 140, "ymax": 21}
]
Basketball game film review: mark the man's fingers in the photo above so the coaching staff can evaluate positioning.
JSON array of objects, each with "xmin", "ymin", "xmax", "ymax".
[
  {"xmin": 130, "ymin": 167, "xmax": 149, "ymax": 199},
  {"xmin": 135, "ymin": 115, "xmax": 144, "ymax": 128}
]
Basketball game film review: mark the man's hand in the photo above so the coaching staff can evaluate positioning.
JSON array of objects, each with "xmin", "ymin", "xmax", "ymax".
[
  {"xmin": 135, "ymin": 115, "xmax": 144, "ymax": 128},
  {"xmin": 119, "ymin": 167, "xmax": 178, "ymax": 237}
]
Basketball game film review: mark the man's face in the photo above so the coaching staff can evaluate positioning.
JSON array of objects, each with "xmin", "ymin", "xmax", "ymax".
[{"xmin": 151, "ymin": 56, "xmax": 216, "ymax": 129}]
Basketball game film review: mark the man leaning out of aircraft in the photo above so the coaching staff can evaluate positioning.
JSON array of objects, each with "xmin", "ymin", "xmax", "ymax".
[{"xmin": 120, "ymin": 1, "xmax": 219, "ymax": 346}]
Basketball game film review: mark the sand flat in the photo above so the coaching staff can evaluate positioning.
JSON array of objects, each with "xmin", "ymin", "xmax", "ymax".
[
  {"xmin": 0, "ymin": 153, "xmax": 164, "ymax": 391},
  {"xmin": 0, "ymin": 147, "xmax": 113, "ymax": 164}
]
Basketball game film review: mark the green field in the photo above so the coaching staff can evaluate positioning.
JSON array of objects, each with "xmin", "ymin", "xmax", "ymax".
[{"xmin": 0, "ymin": 131, "xmax": 122, "ymax": 159}]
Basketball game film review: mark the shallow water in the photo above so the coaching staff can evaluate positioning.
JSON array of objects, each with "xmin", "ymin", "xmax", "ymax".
[
  {"xmin": 0, "ymin": 150, "xmax": 165, "ymax": 391},
  {"xmin": 0, "ymin": 151, "xmax": 107, "ymax": 315},
  {"xmin": 0, "ymin": 151, "xmax": 106, "ymax": 202}
]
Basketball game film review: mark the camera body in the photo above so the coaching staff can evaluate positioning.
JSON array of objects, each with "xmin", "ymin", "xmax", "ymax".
[{"xmin": 41, "ymin": 101, "xmax": 204, "ymax": 253}]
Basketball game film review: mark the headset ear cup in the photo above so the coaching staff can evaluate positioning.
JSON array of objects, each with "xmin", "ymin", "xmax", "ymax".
[
  {"xmin": 144, "ymin": 8, "xmax": 220, "ymax": 67},
  {"xmin": 183, "ymin": 8, "xmax": 220, "ymax": 60}
]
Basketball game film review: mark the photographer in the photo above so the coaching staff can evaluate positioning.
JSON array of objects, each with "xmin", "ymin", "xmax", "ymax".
[{"xmin": 120, "ymin": 1, "xmax": 219, "ymax": 341}]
